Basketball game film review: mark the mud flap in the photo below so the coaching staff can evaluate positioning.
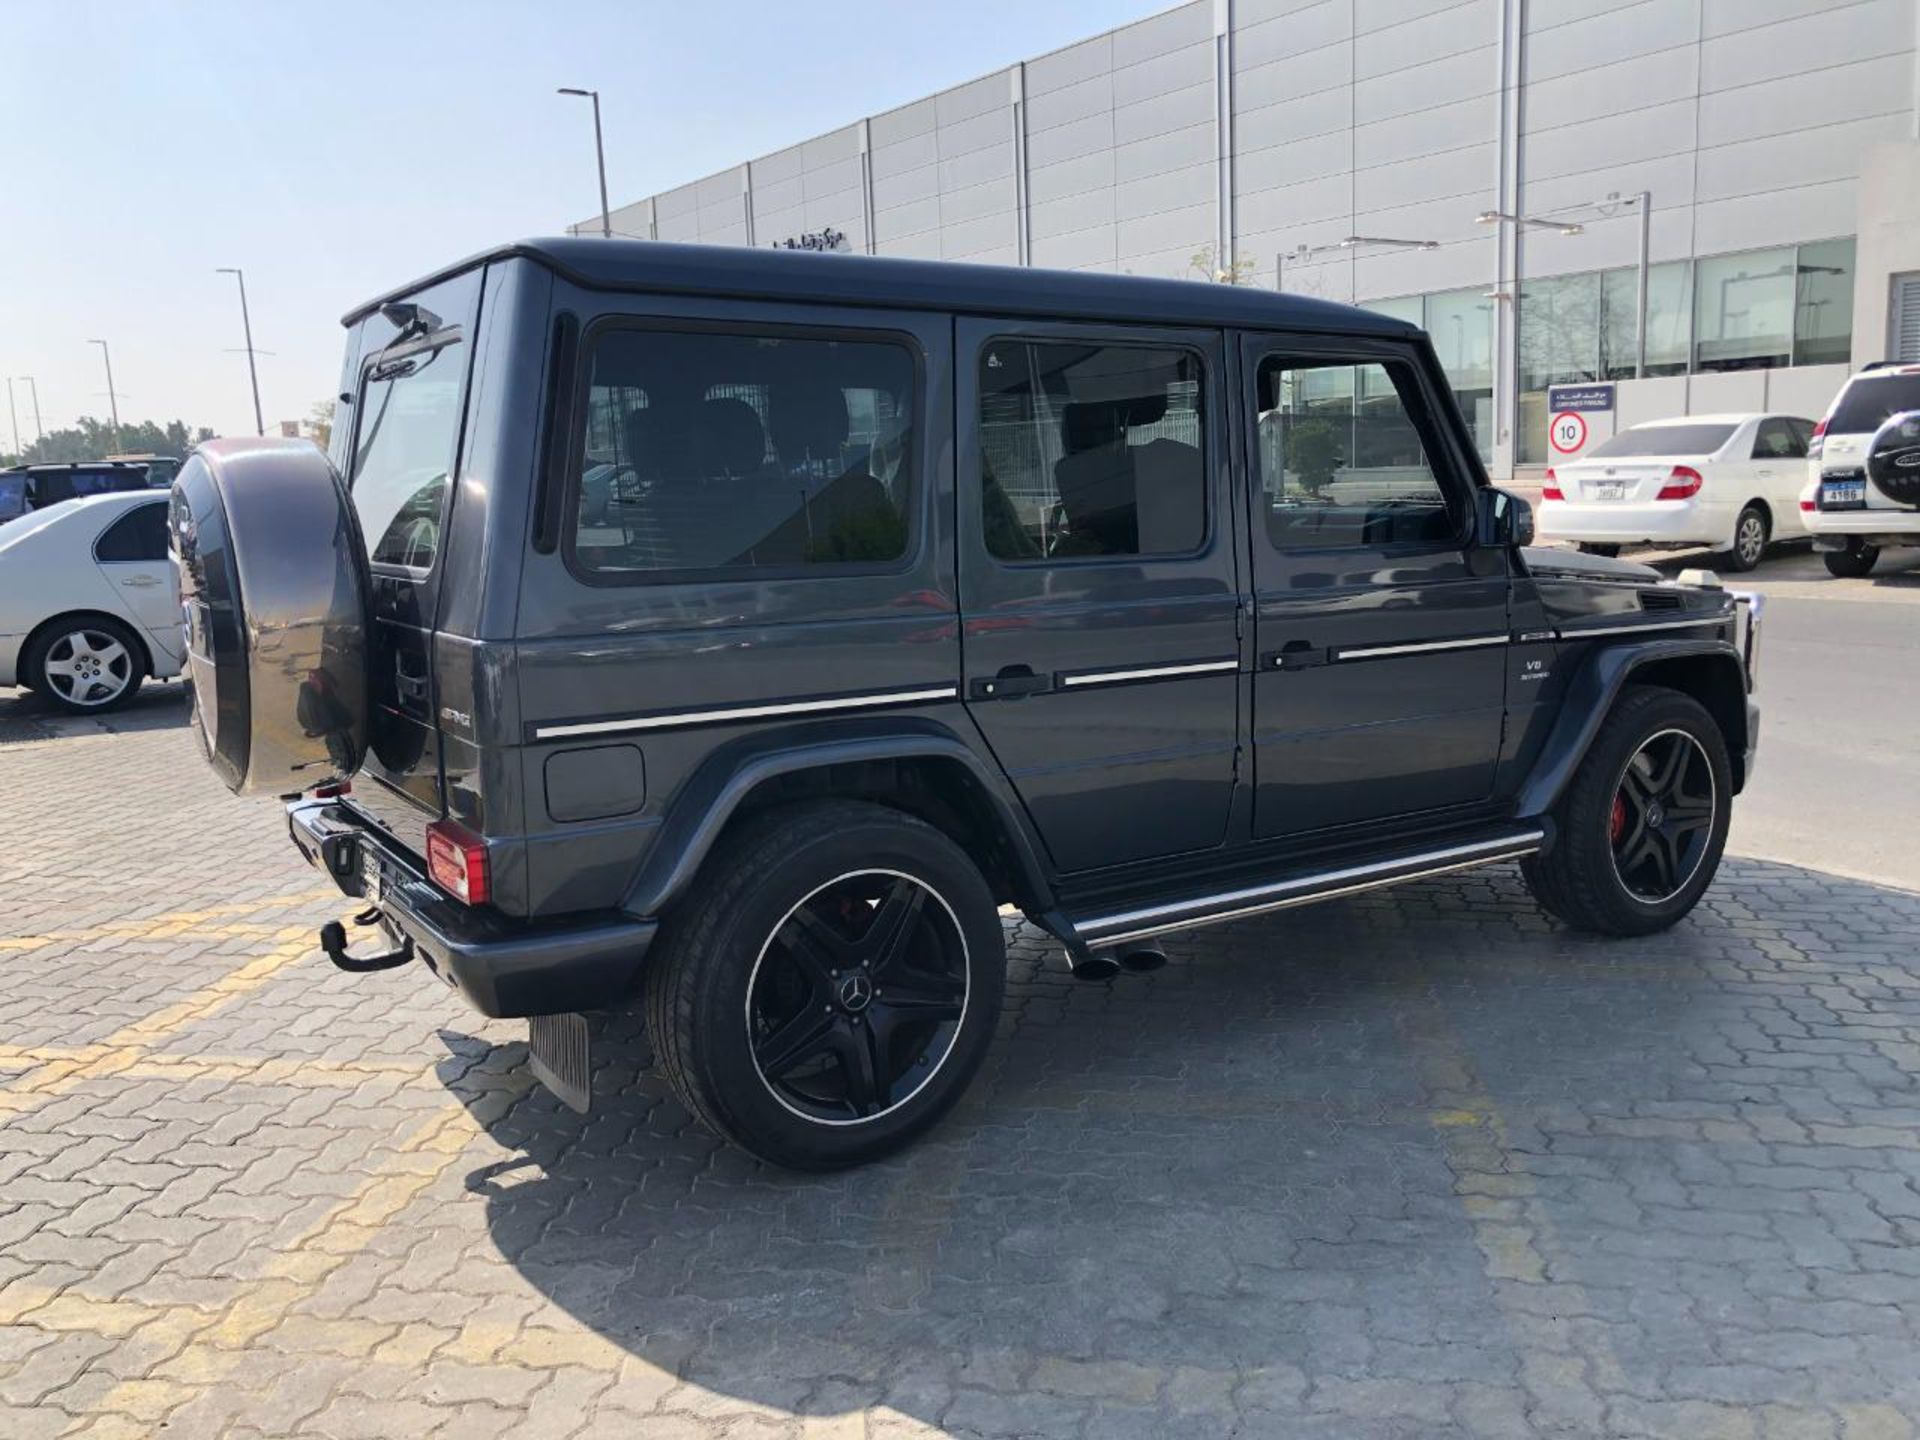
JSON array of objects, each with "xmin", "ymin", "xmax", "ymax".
[{"xmin": 528, "ymin": 1013, "xmax": 592, "ymax": 1113}]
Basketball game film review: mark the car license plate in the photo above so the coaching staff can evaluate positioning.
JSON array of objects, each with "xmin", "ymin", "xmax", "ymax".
[
  {"xmin": 1821, "ymin": 478, "xmax": 1866, "ymax": 510},
  {"xmin": 1590, "ymin": 480, "xmax": 1625, "ymax": 501},
  {"xmin": 359, "ymin": 844, "xmax": 383, "ymax": 904}
]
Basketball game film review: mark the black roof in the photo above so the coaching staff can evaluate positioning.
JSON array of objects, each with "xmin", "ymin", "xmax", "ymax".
[{"xmin": 344, "ymin": 236, "xmax": 1420, "ymax": 338}]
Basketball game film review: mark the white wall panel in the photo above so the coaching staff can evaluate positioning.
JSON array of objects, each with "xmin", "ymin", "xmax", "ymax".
[
  {"xmin": 1696, "ymin": 114, "xmax": 1913, "ymax": 203},
  {"xmin": 1354, "ymin": 141, "xmax": 1495, "ymax": 210},
  {"xmin": 1117, "ymin": 201, "xmax": 1214, "ymax": 257},
  {"xmin": 1111, "ymin": 1, "xmax": 1211, "ymax": 67},
  {"xmin": 936, "ymin": 74, "xmax": 1007, "ymax": 126},
  {"xmin": 755, "ymin": 145, "xmax": 804, "ymax": 186},
  {"xmin": 1703, "ymin": 0, "xmax": 1889, "ymax": 37},
  {"xmin": 1115, "ymin": 123, "xmax": 1216, "ymax": 183},
  {"xmin": 695, "ymin": 171, "xmax": 739, "ymax": 207},
  {"xmin": 870, "ymin": 99, "xmax": 934, "ymax": 147},
  {"xmin": 1697, "ymin": 54, "xmax": 1915, "ymax": 148},
  {"xmin": 1031, "ymin": 187, "xmax": 1116, "ymax": 240},
  {"xmin": 1028, "ymin": 34, "xmax": 1111, "ymax": 93},
  {"xmin": 1112, "ymin": 41, "xmax": 1212, "ymax": 107},
  {"xmin": 1029, "ymin": 149, "xmax": 1117, "ymax": 205},
  {"xmin": 1238, "ymin": 0, "xmax": 1342, "ymax": 26},
  {"xmin": 870, "ymin": 131, "xmax": 938, "ymax": 180},
  {"xmin": 941, "ymin": 175, "xmax": 1018, "ymax": 227},
  {"xmin": 1526, "ymin": 99, "xmax": 1698, "ymax": 182},
  {"xmin": 1033, "ymin": 222, "xmax": 1120, "ymax": 270},
  {"xmin": 1236, "ymin": 0, "xmax": 1352, "ymax": 71},
  {"xmin": 1700, "ymin": 0, "xmax": 1913, "ymax": 91},
  {"xmin": 1355, "ymin": 0, "xmax": 1495, "ymax": 79},
  {"xmin": 656, "ymin": 183, "xmax": 700, "ymax": 219},
  {"xmin": 1355, "ymin": 94, "xmax": 1495, "ymax": 168},
  {"xmin": 1522, "ymin": 46, "xmax": 1697, "ymax": 132},
  {"xmin": 875, "ymin": 227, "xmax": 942, "ymax": 260},
  {"xmin": 874, "ymin": 196, "xmax": 941, "ymax": 240},
  {"xmin": 1525, "ymin": 0, "xmax": 1699, "ymax": 85},
  {"xmin": 1027, "ymin": 71, "xmax": 1112, "ymax": 133},
  {"xmin": 1114, "ymin": 83, "xmax": 1214, "ymax": 145},
  {"xmin": 872, "ymin": 163, "xmax": 938, "ymax": 211},
  {"xmin": 1026, "ymin": 112, "xmax": 1115, "ymax": 168},
  {"xmin": 1521, "ymin": 152, "xmax": 1698, "ymax": 217},
  {"xmin": 1239, "ymin": 173, "xmax": 1352, "ymax": 232},
  {"xmin": 1357, "ymin": 0, "xmax": 1484, "ymax": 33},
  {"xmin": 1526, "ymin": 0, "xmax": 1634, "ymax": 28},
  {"xmin": 1354, "ymin": 45, "xmax": 1492, "ymax": 123},
  {"xmin": 1765, "ymin": 362, "xmax": 1851, "ymax": 418},
  {"xmin": 941, "ymin": 212, "xmax": 1015, "ymax": 258},
  {"xmin": 803, "ymin": 156, "xmax": 861, "ymax": 200},
  {"xmin": 939, "ymin": 108, "xmax": 1011, "ymax": 161},
  {"xmin": 1687, "ymin": 369, "xmax": 1768, "ymax": 414},
  {"xmin": 1237, "ymin": 129, "xmax": 1352, "ymax": 196},
  {"xmin": 1116, "ymin": 163, "xmax": 1215, "ymax": 221},
  {"xmin": 1693, "ymin": 178, "xmax": 1859, "ymax": 252},
  {"xmin": 1614, "ymin": 375, "xmax": 1691, "ymax": 429},
  {"xmin": 940, "ymin": 143, "xmax": 1013, "ymax": 194},
  {"xmin": 752, "ymin": 176, "xmax": 803, "ymax": 217},
  {"xmin": 1116, "ymin": 241, "xmax": 1211, "ymax": 280},
  {"xmin": 1236, "ymin": 80, "xmax": 1351, "ymax": 146},
  {"xmin": 1352, "ymin": 235, "xmax": 1496, "ymax": 295}
]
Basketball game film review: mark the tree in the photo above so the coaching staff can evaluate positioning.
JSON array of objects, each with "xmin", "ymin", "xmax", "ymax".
[
  {"xmin": 1188, "ymin": 244, "xmax": 1257, "ymax": 286},
  {"xmin": 306, "ymin": 400, "xmax": 335, "ymax": 452},
  {"xmin": 8, "ymin": 417, "xmax": 212, "ymax": 466}
]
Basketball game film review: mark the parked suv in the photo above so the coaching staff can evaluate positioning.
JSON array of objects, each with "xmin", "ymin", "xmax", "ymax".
[
  {"xmin": 1801, "ymin": 361, "xmax": 1920, "ymax": 576},
  {"xmin": 171, "ymin": 240, "xmax": 1761, "ymax": 1168},
  {"xmin": 0, "ymin": 461, "xmax": 151, "ymax": 524}
]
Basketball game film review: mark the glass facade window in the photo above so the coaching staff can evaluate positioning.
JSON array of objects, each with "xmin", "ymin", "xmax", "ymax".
[
  {"xmin": 1600, "ymin": 261, "xmax": 1690, "ymax": 379},
  {"xmin": 1693, "ymin": 248, "xmax": 1795, "ymax": 372},
  {"xmin": 1794, "ymin": 238, "xmax": 1855, "ymax": 367},
  {"xmin": 1423, "ymin": 288, "xmax": 1495, "ymax": 463}
]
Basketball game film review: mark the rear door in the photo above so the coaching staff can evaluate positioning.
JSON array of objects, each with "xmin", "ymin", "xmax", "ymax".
[
  {"xmin": 339, "ymin": 269, "xmax": 485, "ymax": 834},
  {"xmin": 1750, "ymin": 417, "xmax": 1810, "ymax": 535},
  {"xmin": 90, "ymin": 498, "xmax": 180, "ymax": 667},
  {"xmin": 1242, "ymin": 333, "xmax": 1510, "ymax": 839},
  {"xmin": 956, "ymin": 318, "xmax": 1240, "ymax": 873}
]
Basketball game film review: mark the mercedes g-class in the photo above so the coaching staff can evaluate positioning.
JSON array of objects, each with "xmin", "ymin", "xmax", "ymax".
[{"xmin": 171, "ymin": 239, "xmax": 1760, "ymax": 1169}]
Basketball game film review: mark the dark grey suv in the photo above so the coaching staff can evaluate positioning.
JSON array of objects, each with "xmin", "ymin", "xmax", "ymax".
[{"xmin": 171, "ymin": 239, "xmax": 1761, "ymax": 1168}]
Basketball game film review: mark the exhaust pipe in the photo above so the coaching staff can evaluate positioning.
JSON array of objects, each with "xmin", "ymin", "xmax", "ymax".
[
  {"xmin": 1065, "ymin": 948, "xmax": 1122, "ymax": 981},
  {"xmin": 1116, "ymin": 944, "xmax": 1168, "ymax": 973}
]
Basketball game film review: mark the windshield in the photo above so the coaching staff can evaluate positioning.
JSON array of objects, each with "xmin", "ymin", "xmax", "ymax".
[
  {"xmin": 1827, "ymin": 374, "xmax": 1920, "ymax": 436},
  {"xmin": 1585, "ymin": 423, "xmax": 1737, "ymax": 459}
]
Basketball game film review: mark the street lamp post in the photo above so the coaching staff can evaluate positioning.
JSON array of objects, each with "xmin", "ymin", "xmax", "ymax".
[
  {"xmin": 1478, "ymin": 193, "xmax": 1650, "ymax": 378},
  {"xmin": 558, "ymin": 87, "xmax": 612, "ymax": 238},
  {"xmin": 88, "ymin": 339, "xmax": 121, "ymax": 452},
  {"xmin": 216, "ymin": 267, "xmax": 266, "ymax": 436},
  {"xmin": 5, "ymin": 378, "xmax": 18, "ymax": 459},
  {"xmin": 1276, "ymin": 235, "xmax": 1439, "ymax": 292},
  {"xmin": 22, "ymin": 376, "xmax": 41, "ymax": 441}
]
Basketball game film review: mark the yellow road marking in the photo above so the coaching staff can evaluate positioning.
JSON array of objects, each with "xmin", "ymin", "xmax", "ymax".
[{"xmin": 0, "ymin": 888, "xmax": 336, "ymax": 953}]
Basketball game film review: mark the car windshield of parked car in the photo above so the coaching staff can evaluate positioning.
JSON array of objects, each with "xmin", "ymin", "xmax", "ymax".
[
  {"xmin": 349, "ymin": 341, "xmax": 463, "ymax": 570},
  {"xmin": 1827, "ymin": 374, "xmax": 1920, "ymax": 435},
  {"xmin": 1585, "ymin": 423, "xmax": 1737, "ymax": 458},
  {"xmin": 0, "ymin": 474, "xmax": 24, "ymax": 521}
]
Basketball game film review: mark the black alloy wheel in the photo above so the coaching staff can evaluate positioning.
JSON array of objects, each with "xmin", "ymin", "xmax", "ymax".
[
  {"xmin": 1607, "ymin": 729, "xmax": 1716, "ymax": 904},
  {"xmin": 746, "ymin": 870, "xmax": 969, "ymax": 1125}
]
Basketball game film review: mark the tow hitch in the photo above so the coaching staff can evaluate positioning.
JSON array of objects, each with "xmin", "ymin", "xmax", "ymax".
[{"xmin": 319, "ymin": 909, "xmax": 415, "ymax": 973}]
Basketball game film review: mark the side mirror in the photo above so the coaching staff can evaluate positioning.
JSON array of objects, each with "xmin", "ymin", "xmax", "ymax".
[
  {"xmin": 1866, "ymin": 411, "xmax": 1920, "ymax": 508},
  {"xmin": 1478, "ymin": 488, "xmax": 1534, "ymax": 548}
]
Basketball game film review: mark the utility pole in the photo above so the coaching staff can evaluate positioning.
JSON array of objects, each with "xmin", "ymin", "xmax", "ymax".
[
  {"xmin": 216, "ymin": 267, "xmax": 266, "ymax": 436},
  {"xmin": 558, "ymin": 87, "xmax": 612, "ymax": 237},
  {"xmin": 22, "ymin": 376, "xmax": 41, "ymax": 440},
  {"xmin": 88, "ymin": 339, "xmax": 122, "ymax": 452},
  {"xmin": 5, "ymin": 379, "xmax": 18, "ymax": 459}
]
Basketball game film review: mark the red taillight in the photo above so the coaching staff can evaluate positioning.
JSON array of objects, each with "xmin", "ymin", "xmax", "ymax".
[
  {"xmin": 1809, "ymin": 417, "xmax": 1827, "ymax": 459},
  {"xmin": 1810, "ymin": 418, "xmax": 1828, "ymax": 439},
  {"xmin": 1655, "ymin": 465, "xmax": 1703, "ymax": 501},
  {"xmin": 1541, "ymin": 466, "xmax": 1565, "ymax": 502},
  {"xmin": 1799, "ymin": 499, "xmax": 1816, "ymax": 512},
  {"xmin": 310, "ymin": 780, "xmax": 352, "ymax": 799},
  {"xmin": 426, "ymin": 820, "xmax": 490, "ymax": 905}
]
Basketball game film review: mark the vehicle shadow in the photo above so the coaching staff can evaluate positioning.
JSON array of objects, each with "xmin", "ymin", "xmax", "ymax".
[
  {"xmin": 0, "ymin": 679, "xmax": 190, "ymax": 738},
  {"xmin": 434, "ymin": 858, "xmax": 1920, "ymax": 1431}
]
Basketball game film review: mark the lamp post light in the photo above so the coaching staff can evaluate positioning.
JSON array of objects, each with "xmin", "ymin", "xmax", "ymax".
[
  {"xmin": 558, "ymin": 87, "xmax": 612, "ymax": 238},
  {"xmin": 215, "ymin": 267, "xmax": 266, "ymax": 437},
  {"xmin": 1478, "ymin": 192, "xmax": 1650, "ymax": 377},
  {"xmin": 1276, "ymin": 235, "xmax": 1440, "ymax": 292},
  {"xmin": 88, "ymin": 339, "xmax": 121, "ymax": 452}
]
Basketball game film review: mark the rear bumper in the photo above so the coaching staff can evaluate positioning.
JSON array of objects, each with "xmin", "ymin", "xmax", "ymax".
[
  {"xmin": 1537, "ymin": 499, "xmax": 1727, "ymax": 547},
  {"xmin": 287, "ymin": 799, "xmax": 655, "ymax": 1019},
  {"xmin": 1804, "ymin": 507, "xmax": 1920, "ymax": 545}
]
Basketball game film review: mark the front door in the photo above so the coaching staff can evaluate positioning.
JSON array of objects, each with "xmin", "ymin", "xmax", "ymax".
[
  {"xmin": 957, "ymin": 319, "xmax": 1241, "ymax": 873},
  {"xmin": 1243, "ymin": 334, "xmax": 1510, "ymax": 839}
]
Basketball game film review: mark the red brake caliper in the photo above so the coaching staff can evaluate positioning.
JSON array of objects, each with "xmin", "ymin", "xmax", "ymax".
[{"xmin": 1610, "ymin": 791, "xmax": 1628, "ymax": 845}]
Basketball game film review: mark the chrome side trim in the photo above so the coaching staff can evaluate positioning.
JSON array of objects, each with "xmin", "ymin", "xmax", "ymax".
[
  {"xmin": 1554, "ymin": 614, "xmax": 1728, "ymax": 641},
  {"xmin": 1336, "ymin": 634, "xmax": 1510, "ymax": 661},
  {"xmin": 1078, "ymin": 829, "xmax": 1547, "ymax": 946},
  {"xmin": 1058, "ymin": 659, "xmax": 1238, "ymax": 688},
  {"xmin": 532, "ymin": 686, "xmax": 959, "ymax": 740}
]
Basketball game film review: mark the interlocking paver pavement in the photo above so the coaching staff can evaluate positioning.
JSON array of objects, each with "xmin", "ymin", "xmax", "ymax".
[{"xmin": 4, "ymin": 685, "xmax": 1920, "ymax": 1437}]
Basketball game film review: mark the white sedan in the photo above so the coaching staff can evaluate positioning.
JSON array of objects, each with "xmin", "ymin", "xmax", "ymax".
[
  {"xmin": 0, "ymin": 490, "xmax": 183, "ymax": 713},
  {"xmin": 1537, "ymin": 413, "xmax": 1814, "ymax": 572}
]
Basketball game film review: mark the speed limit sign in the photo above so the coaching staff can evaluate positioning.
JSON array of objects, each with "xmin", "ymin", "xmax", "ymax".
[{"xmin": 1549, "ymin": 411, "xmax": 1588, "ymax": 455}]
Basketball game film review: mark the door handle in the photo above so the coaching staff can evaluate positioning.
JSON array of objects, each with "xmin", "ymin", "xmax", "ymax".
[
  {"xmin": 971, "ymin": 665, "xmax": 1052, "ymax": 700},
  {"xmin": 1261, "ymin": 641, "xmax": 1328, "ymax": 671}
]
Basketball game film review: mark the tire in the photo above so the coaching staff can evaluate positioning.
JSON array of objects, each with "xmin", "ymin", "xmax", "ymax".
[
  {"xmin": 24, "ymin": 616, "xmax": 147, "ymax": 714},
  {"xmin": 1578, "ymin": 543, "xmax": 1622, "ymax": 558},
  {"xmin": 1823, "ymin": 541, "xmax": 1880, "ymax": 579},
  {"xmin": 645, "ymin": 800, "xmax": 1006, "ymax": 1170},
  {"xmin": 1722, "ymin": 504, "xmax": 1769, "ymax": 572},
  {"xmin": 1522, "ymin": 686, "xmax": 1732, "ymax": 938}
]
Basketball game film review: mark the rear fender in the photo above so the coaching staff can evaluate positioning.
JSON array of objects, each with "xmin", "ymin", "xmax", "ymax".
[
  {"xmin": 1518, "ymin": 637, "xmax": 1751, "ymax": 821},
  {"xmin": 620, "ymin": 715, "xmax": 1059, "ymax": 924}
]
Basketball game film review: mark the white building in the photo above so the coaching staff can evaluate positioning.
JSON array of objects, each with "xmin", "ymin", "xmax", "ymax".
[{"xmin": 574, "ymin": 0, "xmax": 1920, "ymax": 478}]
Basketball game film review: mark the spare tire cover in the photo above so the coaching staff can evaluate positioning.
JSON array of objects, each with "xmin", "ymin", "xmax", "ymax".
[
  {"xmin": 1867, "ymin": 411, "xmax": 1920, "ymax": 508},
  {"xmin": 170, "ymin": 438, "xmax": 371, "ymax": 795}
]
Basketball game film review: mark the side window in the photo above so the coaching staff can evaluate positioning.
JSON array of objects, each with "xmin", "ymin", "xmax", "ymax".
[
  {"xmin": 1255, "ymin": 357, "xmax": 1458, "ymax": 551},
  {"xmin": 571, "ymin": 327, "xmax": 916, "ymax": 578},
  {"xmin": 978, "ymin": 339, "xmax": 1206, "ymax": 561},
  {"xmin": 93, "ymin": 501, "xmax": 169, "ymax": 563},
  {"xmin": 349, "ymin": 339, "xmax": 465, "ymax": 570},
  {"xmin": 1753, "ymin": 418, "xmax": 1806, "ymax": 460}
]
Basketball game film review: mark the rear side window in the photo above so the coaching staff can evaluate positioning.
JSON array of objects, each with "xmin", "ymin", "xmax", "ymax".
[
  {"xmin": 0, "ymin": 474, "xmax": 24, "ymax": 519},
  {"xmin": 1586, "ymin": 423, "xmax": 1737, "ymax": 458},
  {"xmin": 978, "ymin": 339, "xmax": 1206, "ymax": 560},
  {"xmin": 349, "ymin": 340, "xmax": 464, "ymax": 570},
  {"xmin": 571, "ymin": 327, "xmax": 916, "ymax": 578},
  {"xmin": 1752, "ymin": 418, "xmax": 1807, "ymax": 460},
  {"xmin": 1827, "ymin": 373, "xmax": 1920, "ymax": 435},
  {"xmin": 93, "ymin": 501, "xmax": 170, "ymax": 562},
  {"xmin": 1255, "ymin": 358, "xmax": 1455, "ymax": 551}
]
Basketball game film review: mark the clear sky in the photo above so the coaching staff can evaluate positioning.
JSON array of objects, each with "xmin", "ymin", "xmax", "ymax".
[{"xmin": 0, "ymin": 0, "xmax": 1171, "ymax": 446}]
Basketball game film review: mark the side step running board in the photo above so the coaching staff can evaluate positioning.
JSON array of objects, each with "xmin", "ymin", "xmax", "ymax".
[{"xmin": 1071, "ymin": 828, "xmax": 1546, "ymax": 949}]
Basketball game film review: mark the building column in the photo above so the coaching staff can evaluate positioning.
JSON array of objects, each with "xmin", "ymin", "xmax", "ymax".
[
  {"xmin": 741, "ymin": 164, "xmax": 755, "ymax": 247},
  {"xmin": 859, "ymin": 119, "xmax": 878, "ymax": 256},
  {"xmin": 1213, "ymin": 0, "xmax": 1236, "ymax": 277},
  {"xmin": 1011, "ymin": 65, "xmax": 1031, "ymax": 267},
  {"xmin": 1490, "ymin": 0, "xmax": 1526, "ymax": 480}
]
